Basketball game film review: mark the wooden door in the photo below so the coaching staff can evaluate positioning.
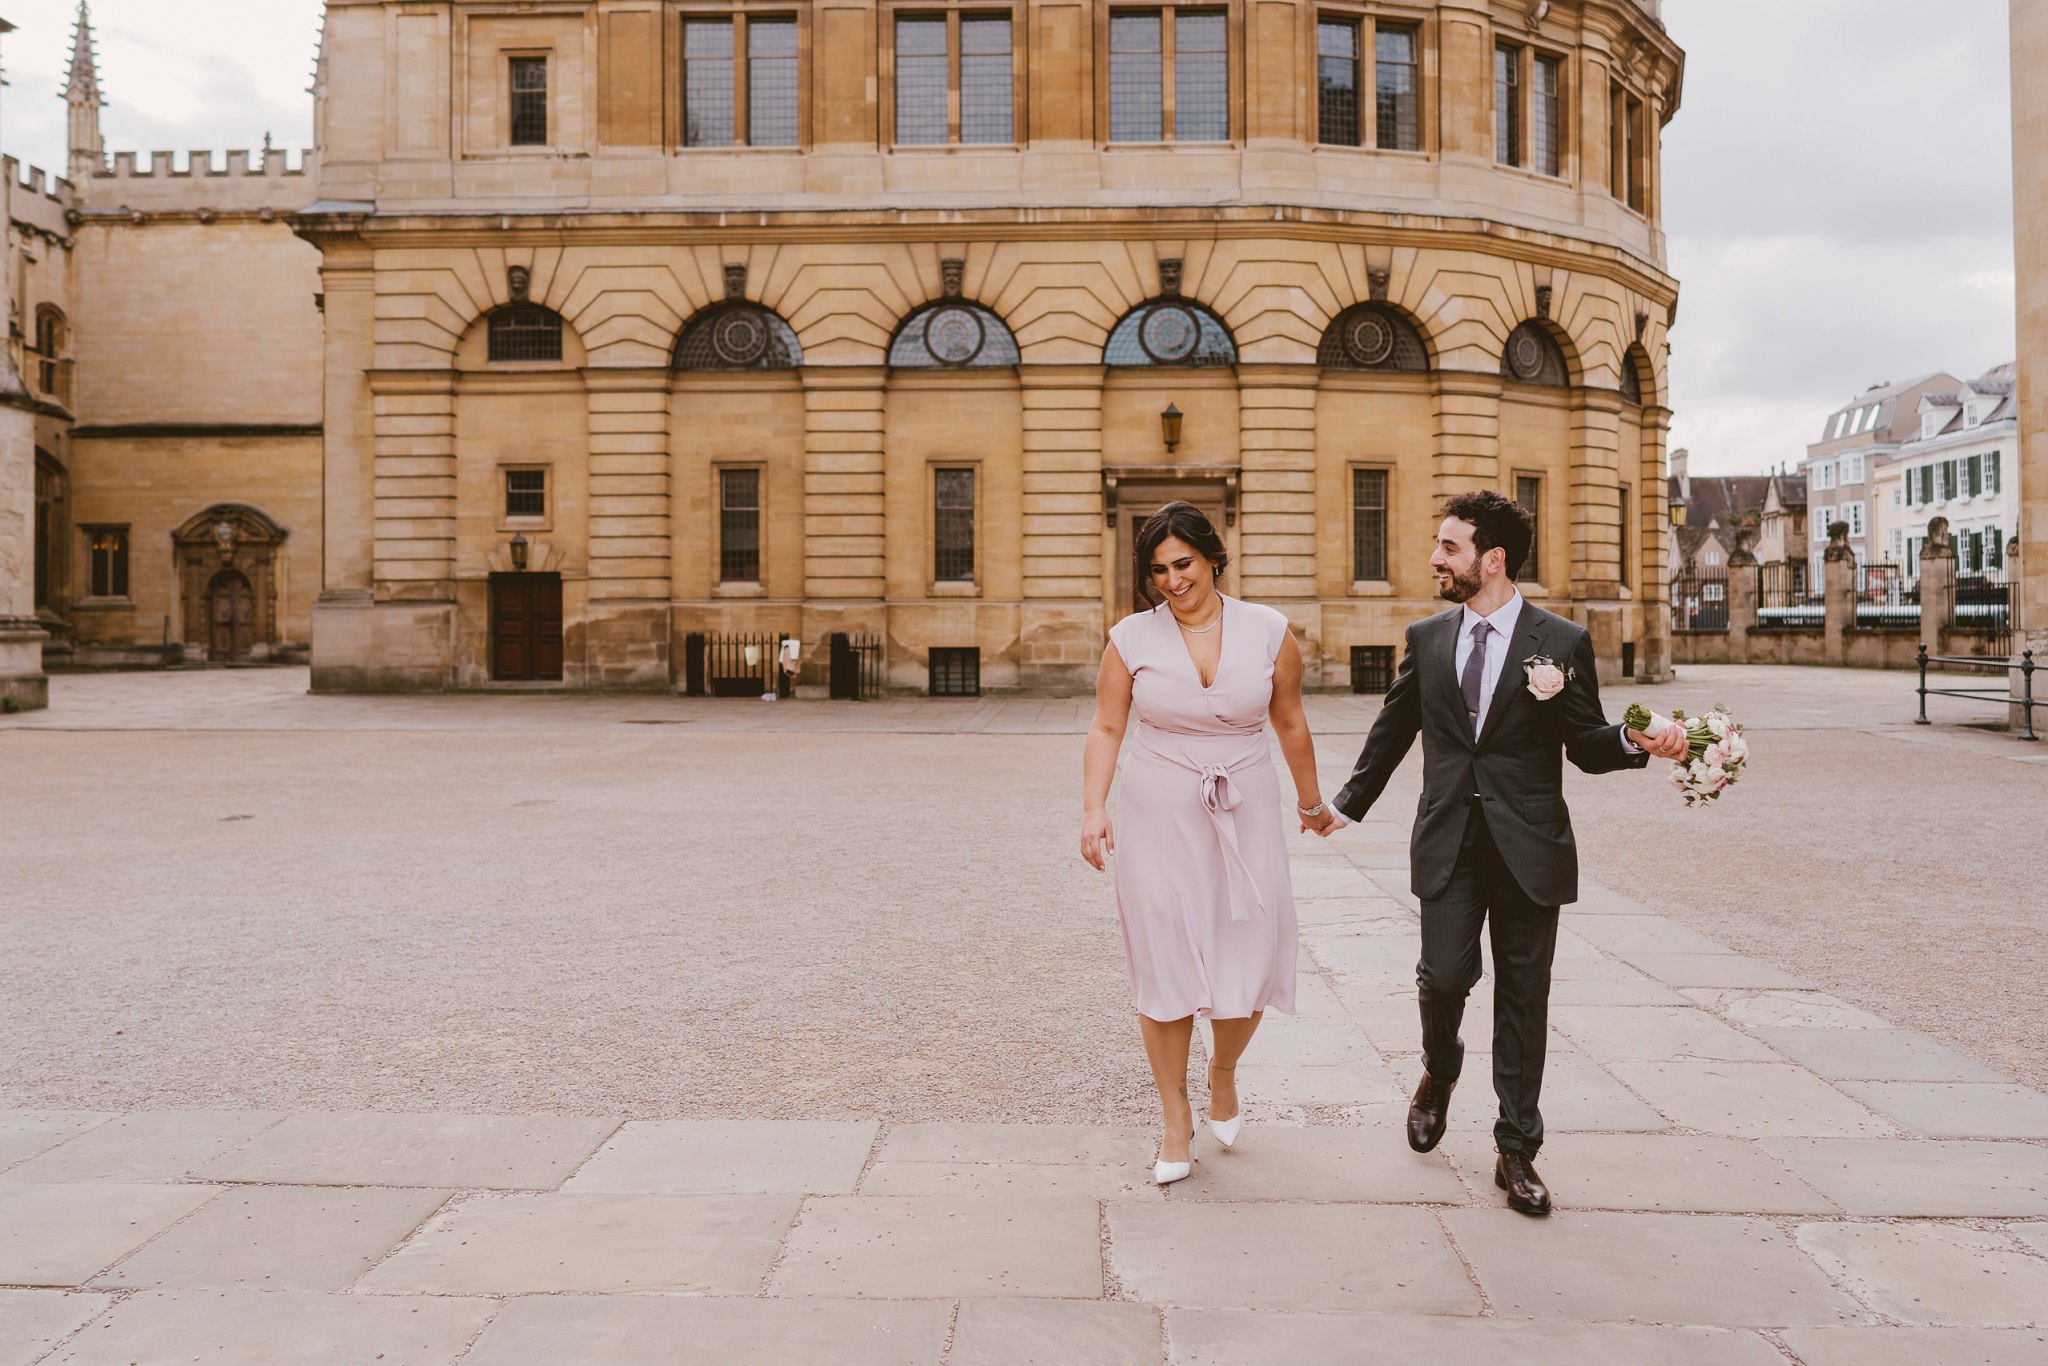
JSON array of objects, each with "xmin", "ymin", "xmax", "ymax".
[
  {"xmin": 208, "ymin": 570, "xmax": 255, "ymax": 660},
  {"xmin": 1114, "ymin": 493, "xmax": 1229, "ymax": 618},
  {"xmin": 491, "ymin": 572, "xmax": 563, "ymax": 681}
]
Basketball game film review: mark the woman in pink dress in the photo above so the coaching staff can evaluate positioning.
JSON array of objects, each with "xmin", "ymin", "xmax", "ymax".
[{"xmin": 1081, "ymin": 502, "xmax": 1338, "ymax": 1184}]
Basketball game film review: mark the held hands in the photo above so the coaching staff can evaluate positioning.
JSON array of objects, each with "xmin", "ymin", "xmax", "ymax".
[
  {"xmin": 1080, "ymin": 808, "xmax": 1115, "ymax": 870},
  {"xmin": 1298, "ymin": 802, "xmax": 1344, "ymax": 837},
  {"xmin": 1626, "ymin": 724, "xmax": 1692, "ymax": 762}
]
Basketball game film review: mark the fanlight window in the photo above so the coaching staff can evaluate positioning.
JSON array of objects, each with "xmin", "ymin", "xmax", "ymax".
[
  {"xmin": 487, "ymin": 305, "xmax": 565, "ymax": 363},
  {"xmin": 1619, "ymin": 345, "xmax": 1649, "ymax": 406},
  {"xmin": 1499, "ymin": 321, "xmax": 1568, "ymax": 388},
  {"xmin": 888, "ymin": 302, "xmax": 1020, "ymax": 368},
  {"xmin": 1317, "ymin": 304, "xmax": 1428, "ymax": 372},
  {"xmin": 674, "ymin": 303, "xmax": 802, "ymax": 370},
  {"xmin": 1103, "ymin": 299, "xmax": 1237, "ymax": 368}
]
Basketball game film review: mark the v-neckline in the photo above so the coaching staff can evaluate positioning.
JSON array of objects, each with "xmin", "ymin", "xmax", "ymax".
[{"xmin": 1172, "ymin": 595, "xmax": 1227, "ymax": 691}]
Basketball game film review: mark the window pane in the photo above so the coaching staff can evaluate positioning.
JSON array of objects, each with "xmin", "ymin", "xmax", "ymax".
[
  {"xmin": 505, "ymin": 469, "xmax": 547, "ymax": 519},
  {"xmin": 1624, "ymin": 95, "xmax": 1643, "ymax": 209},
  {"xmin": 720, "ymin": 469, "xmax": 762, "ymax": 583},
  {"xmin": 1317, "ymin": 20, "xmax": 1359, "ymax": 147},
  {"xmin": 934, "ymin": 467, "xmax": 976, "ymax": 581},
  {"xmin": 1495, "ymin": 45, "xmax": 1521, "ymax": 167},
  {"xmin": 1173, "ymin": 11, "xmax": 1229, "ymax": 142},
  {"xmin": 510, "ymin": 57, "xmax": 548, "ymax": 146},
  {"xmin": 684, "ymin": 20, "xmax": 736, "ymax": 147},
  {"xmin": 748, "ymin": 18, "xmax": 800, "ymax": 147},
  {"xmin": 1109, "ymin": 12, "xmax": 1163, "ymax": 143},
  {"xmin": 1516, "ymin": 475, "xmax": 1541, "ymax": 580},
  {"xmin": 488, "ymin": 305, "xmax": 564, "ymax": 363},
  {"xmin": 895, "ymin": 16, "xmax": 948, "ymax": 145},
  {"xmin": 1374, "ymin": 24, "xmax": 1419, "ymax": 151},
  {"xmin": 1533, "ymin": 54, "xmax": 1562, "ymax": 176},
  {"xmin": 1352, "ymin": 468, "xmax": 1387, "ymax": 581},
  {"xmin": 960, "ymin": 15, "xmax": 1014, "ymax": 144},
  {"xmin": 1618, "ymin": 485, "xmax": 1631, "ymax": 587}
]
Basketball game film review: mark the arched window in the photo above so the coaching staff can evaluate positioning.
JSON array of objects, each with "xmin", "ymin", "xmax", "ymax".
[
  {"xmin": 1499, "ymin": 320, "xmax": 1569, "ymax": 388},
  {"xmin": 674, "ymin": 302, "xmax": 803, "ymax": 371},
  {"xmin": 487, "ymin": 304, "xmax": 565, "ymax": 363},
  {"xmin": 32, "ymin": 305, "xmax": 70, "ymax": 401},
  {"xmin": 1317, "ymin": 303, "xmax": 1429, "ymax": 372},
  {"xmin": 1103, "ymin": 298, "xmax": 1237, "ymax": 368},
  {"xmin": 1619, "ymin": 343, "xmax": 1651, "ymax": 406},
  {"xmin": 888, "ymin": 301, "xmax": 1020, "ymax": 368}
]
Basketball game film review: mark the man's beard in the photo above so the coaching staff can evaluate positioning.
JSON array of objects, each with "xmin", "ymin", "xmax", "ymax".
[{"xmin": 1436, "ymin": 562, "xmax": 1482, "ymax": 603}]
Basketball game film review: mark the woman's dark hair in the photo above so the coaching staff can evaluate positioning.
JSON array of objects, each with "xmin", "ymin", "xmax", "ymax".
[
  {"xmin": 1134, "ymin": 501, "xmax": 1229, "ymax": 606},
  {"xmin": 1441, "ymin": 488, "xmax": 1535, "ymax": 580}
]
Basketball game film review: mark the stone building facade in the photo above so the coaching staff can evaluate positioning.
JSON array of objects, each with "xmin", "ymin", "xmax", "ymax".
[
  {"xmin": 0, "ymin": 0, "xmax": 1686, "ymax": 705},
  {"xmin": 299, "ymin": 0, "xmax": 1684, "ymax": 694},
  {"xmin": 2011, "ymin": 0, "xmax": 2047, "ymax": 667}
]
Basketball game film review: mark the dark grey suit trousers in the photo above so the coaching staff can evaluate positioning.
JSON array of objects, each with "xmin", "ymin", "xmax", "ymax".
[{"xmin": 1418, "ymin": 795, "xmax": 1560, "ymax": 1156}]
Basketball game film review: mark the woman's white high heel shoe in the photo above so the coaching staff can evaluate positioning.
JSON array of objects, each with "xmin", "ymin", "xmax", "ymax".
[
  {"xmin": 1153, "ymin": 1124, "xmax": 1199, "ymax": 1186},
  {"xmin": 1206, "ymin": 1111, "xmax": 1243, "ymax": 1149}
]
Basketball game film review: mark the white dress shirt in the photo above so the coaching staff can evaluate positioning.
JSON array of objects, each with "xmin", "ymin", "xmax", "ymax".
[{"xmin": 1455, "ymin": 592, "xmax": 1524, "ymax": 738}]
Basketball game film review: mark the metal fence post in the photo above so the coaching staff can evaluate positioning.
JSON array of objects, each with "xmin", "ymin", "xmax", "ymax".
[
  {"xmin": 2022, "ymin": 650, "xmax": 2038, "ymax": 742},
  {"xmin": 1916, "ymin": 643, "xmax": 1929, "ymax": 724}
]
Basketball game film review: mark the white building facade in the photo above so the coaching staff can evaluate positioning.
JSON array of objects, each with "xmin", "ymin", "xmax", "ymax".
[{"xmin": 1892, "ymin": 364, "xmax": 2022, "ymax": 580}]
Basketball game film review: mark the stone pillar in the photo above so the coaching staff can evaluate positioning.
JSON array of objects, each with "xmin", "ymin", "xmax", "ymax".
[
  {"xmin": 309, "ymin": 239, "xmax": 380, "ymax": 692},
  {"xmin": 0, "ymin": 392, "xmax": 48, "ymax": 711},
  {"xmin": 584, "ymin": 368, "xmax": 673, "ymax": 688},
  {"xmin": 1919, "ymin": 517, "xmax": 1956, "ymax": 660},
  {"xmin": 801, "ymin": 367, "xmax": 887, "ymax": 602},
  {"xmin": 1017, "ymin": 364, "xmax": 1106, "ymax": 691},
  {"xmin": 1822, "ymin": 519, "xmax": 1856, "ymax": 667},
  {"xmin": 1237, "ymin": 364, "xmax": 1320, "ymax": 677},
  {"xmin": 1432, "ymin": 371, "xmax": 1502, "ymax": 503},
  {"xmin": 2009, "ymin": 0, "xmax": 2048, "ymax": 668},
  {"xmin": 1568, "ymin": 386, "xmax": 1624, "ymax": 601},
  {"xmin": 1636, "ymin": 404, "xmax": 1674, "ymax": 682},
  {"xmin": 1725, "ymin": 547, "xmax": 1756, "ymax": 663}
]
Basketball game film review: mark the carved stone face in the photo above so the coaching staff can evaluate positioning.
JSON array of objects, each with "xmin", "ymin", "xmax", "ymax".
[{"xmin": 507, "ymin": 266, "xmax": 532, "ymax": 302}]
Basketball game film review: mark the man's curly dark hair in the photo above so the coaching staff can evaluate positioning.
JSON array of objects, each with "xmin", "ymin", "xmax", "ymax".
[{"xmin": 1441, "ymin": 489, "xmax": 1535, "ymax": 581}]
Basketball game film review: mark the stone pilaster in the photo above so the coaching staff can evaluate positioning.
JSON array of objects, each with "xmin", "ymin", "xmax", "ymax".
[
  {"xmin": 1636, "ymin": 403, "xmax": 1674, "ymax": 681},
  {"xmin": 1822, "ymin": 520, "xmax": 1857, "ymax": 668},
  {"xmin": 1568, "ymin": 385, "xmax": 1624, "ymax": 600},
  {"xmin": 1236, "ymin": 364, "xmax": 1320, "ymax": 601},
  {"xmin": 0, "ymin": 393, "xmax": 48, "ymax": 710},
  {"xmin": 369, "ymin": 370, "xmax": 458, "ymax": 601},
  {"xmin": 1015, "ymin": 365, "xmax": 1106, "ymax": 690},
  {"xmin": 1432, "ymin": 371, "xmax": 1502, "ymax": 503},
  {"xmin": 583, "ymin": 369, "xmax": 674, "ymax": 687},
  {"xmin": 1918, "ymin": 520, "xmax": 1955, "ymax": 661},
  {"xmin": 801, "ymin": 368, "xmax": 888, "ymax": 602}
]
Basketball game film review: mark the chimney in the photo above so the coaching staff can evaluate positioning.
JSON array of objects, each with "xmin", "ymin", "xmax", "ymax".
[{"xmin": 1669, "ymin": 447, "xmax": 1690, "ymax": 500}]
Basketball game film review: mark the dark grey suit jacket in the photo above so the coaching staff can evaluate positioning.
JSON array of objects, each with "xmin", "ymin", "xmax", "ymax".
[{"xmin": 1333, "ymin": 601, "xmax": 1647, "ymax": 907}]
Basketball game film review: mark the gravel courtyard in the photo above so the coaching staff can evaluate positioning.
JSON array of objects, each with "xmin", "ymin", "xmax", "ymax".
[{"xmin": 3, "ymin": 662, "xmax": 2043, "ymax": 1117}]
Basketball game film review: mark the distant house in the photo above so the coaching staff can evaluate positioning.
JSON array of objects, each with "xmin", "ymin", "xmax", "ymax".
[
  {"xmin": 1880, "ymin": 362, "xmax": 2022, "ymax": 583},
  {"xmin": 1665, "ymin": 449, "xmax": 1805, "ymax": 628},
  {"xmin": 1798, "ymin": 373, "xmax": 1962, "ymax": 588}
]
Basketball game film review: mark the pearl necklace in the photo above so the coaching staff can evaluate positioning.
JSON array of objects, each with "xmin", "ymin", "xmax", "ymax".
[{"xmin": 1175, "ymin": 605, "xmax": 1224, "ymax": 634}]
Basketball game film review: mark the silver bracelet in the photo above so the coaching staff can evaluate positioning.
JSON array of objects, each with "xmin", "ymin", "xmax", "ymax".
[{"xmin": 1297, "ymin": 799, "xmax": 1327, "ymax": 817}]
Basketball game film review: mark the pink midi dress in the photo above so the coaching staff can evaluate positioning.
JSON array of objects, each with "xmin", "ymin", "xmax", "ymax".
[{"xmin": 1109, "ymin": 596, "xmax": 1299, "ymax": 1022}]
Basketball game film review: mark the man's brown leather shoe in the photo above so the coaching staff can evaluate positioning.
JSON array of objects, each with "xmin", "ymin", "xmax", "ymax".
[
  {"xmin": 1495, "ymin": 1152, "xmax": 1552, "ymax": 1216},
  {"xmin": 1405, "ymin": 1072, "xmax": 1454, "ymax": 1152}
]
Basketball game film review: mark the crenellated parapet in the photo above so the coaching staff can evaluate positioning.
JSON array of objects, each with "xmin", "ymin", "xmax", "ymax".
[
  {"xmin": 76, "ymin": 148, "xmax": 318, "ymax": 219},
  {"xmin": 4, "ymin": 157, "xmax": 79, "ymax": 241}
]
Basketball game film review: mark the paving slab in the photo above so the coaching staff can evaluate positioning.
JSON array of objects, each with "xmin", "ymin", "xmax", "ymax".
[
  {"xmin": 561, "ymin": 1119, "xmax": 876, "ymax": 1194},
  {"xmin": 1682, "ymin": 989, "xmax": 1893, "ymax": 1030},
  {"xmin": 0, "ymin": 1289, "xmax": 111, "ymax": 1366},
  {"xmin": 1442, "ymin": 1207, "xmax": 1862, "ymax": 1326},
  {"xmin": 463, "ymin": 1295, "xmax": 953, "ymax": 1366},
  {"xmin": 1217, "ymin": 1015, "xmax": 1380, "ymax": 1067},
  {"xmin": 38, "ymin": 1289, "xmax": 496, "ymax": 1366},
  {"xmin": 1604, "ymin": 1061, "xmax": 1896, "ymax": 1137},
  {"xmin": 775, "ymin": 1194, "xmax": 1102, "ymax": 1298},
  {"xmin": 356, "ymin": 1191, "xmax": 799, "ymax": 1294},
  {"xmin": 1549, "ymin": 1005, "xmax": 1785, "ymax": 1063},
  {"xmin": 1237, "ymin": 1063, "xmax": 1404, "ymax": 1107},
  {"xmin": 1165, "ymin": 1310, "xmax": 1785, "ymax": 1365},
  {"xmin": 1435, "ymin": 1131, "xmax": 1836, "ymax": 1214},
  {"xmin": 1798, "ymin": 1222, "xmax": 2048, "ymax": 1327},
  {"xmin": 2016, "ymin": 1222, "xmax": 2048, "ymax": 1257},
  {"xmin": 1832, "ymin": 1083, "xmax": 2048, "ymax": 1139},
  {"xmin": 0, "ymin": 1181, "xmax": 219, "ymax": 1287},
  {"xmin": 1282, "ymin": 972, "xmax": 1351, "ymax": 1019},
  {"xmin": 951, "ymin": 1300, "xmax": 1162, "ymax": 1366},
  {"xmin": 878, "ymin": 1122, "xmax": 1148, "ymax": 1167},
  {"xmin": 3, "ymin": 1111, "xmax": 285, "ymax": 1183},
  {"xmin": 1620, "ymin": 953, "xmax": 1814, "ymax": 989},
  {"xmin": 1752, "ymin": 1028, "xmax": 2014, "ymax": 1083},
  {"xmin": 1568, "ymin": 914, "xmax": 1734, "ymax": 957},
  {"xmin": 1545, "ymin": 976, "xmax": 1692, "ymax": 1006},
  {"xmin": 90, "ymin": 1184, "xmax": 449, "ymax": 1291},
  {"xmin": 861, "ymin": 1156, "xmax": 1157, "ymax": 1198},
  {"xmin": 1764, "ymin": 1138, "xmax": 2048, "ymax": 1217},
  {"xmin": 194, "ymin": 1111, "xmax": 619, "ymax": 1189},
  {"xmin": 1174, "ymin": 1124, "xmax": 1467, "ymax": 1204},
  {"xmin": 1775, "ymin": 1326, "xmax": 2048, "ymax": 1366},
  {"xmin": 1562, "ymin": 886, "xmax": 1655, "ymax": 915},
  {"xmin": 1389, "ymin": 1053, "xmax": 1671, "ymax": 1134},
  {"xmin": 1107, "ymin": 1201, "xmax": 1479, "ymax": 1314},
  {"xmin": 0, "ymin": 1114, "xmax": 110, "ymax": 1171}
]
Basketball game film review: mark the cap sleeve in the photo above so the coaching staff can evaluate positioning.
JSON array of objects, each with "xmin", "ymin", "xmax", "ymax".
[
  {"xmin": 1261, "ymin": 601, "xmax": 1290, "ymax": 663},
  {"xmin": 1108, "ymin": 611, "xmax": 1148, "ymax": 673}
]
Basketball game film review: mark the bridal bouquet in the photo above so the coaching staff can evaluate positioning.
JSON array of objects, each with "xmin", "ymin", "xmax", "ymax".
[{"xmin": 1622, "ymin": 703, "xmax": 1748, "ymax": 806}]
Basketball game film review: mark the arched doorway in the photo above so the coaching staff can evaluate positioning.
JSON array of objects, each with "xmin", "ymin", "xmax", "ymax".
[{"xmin": 208, "ymin": 570, "xmax": 256, "ymax": 661}]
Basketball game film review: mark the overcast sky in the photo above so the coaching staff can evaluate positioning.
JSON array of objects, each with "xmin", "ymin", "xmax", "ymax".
[{"xmin": 0, "ymin": 1, "xmax": 2019, "ymax": 478}]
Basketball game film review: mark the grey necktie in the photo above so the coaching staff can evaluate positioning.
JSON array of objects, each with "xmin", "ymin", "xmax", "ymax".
[{"xmin": 1461, "ymin": 620, "xmax": 1492, "ymax": 726}]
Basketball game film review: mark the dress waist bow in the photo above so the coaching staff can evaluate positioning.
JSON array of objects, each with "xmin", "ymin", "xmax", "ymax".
[{"xmin": 1131, "ymin": 722, "xmax": 1272, "ymax": 923}]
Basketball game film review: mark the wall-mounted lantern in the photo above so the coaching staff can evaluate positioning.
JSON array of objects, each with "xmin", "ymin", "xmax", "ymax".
[
  {"xmin": 509, "ymin": 532, "xmax": 529, "ymax": 570},
  {"xmin": 1160, "ymin": 403, "xmax": 1183, "ymax": 455}
]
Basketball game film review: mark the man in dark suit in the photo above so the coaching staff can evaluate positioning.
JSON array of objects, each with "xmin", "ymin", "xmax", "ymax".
[{"xmin": 1327, "ymin": 490, "xmax": 1687, "ymax": 1215}]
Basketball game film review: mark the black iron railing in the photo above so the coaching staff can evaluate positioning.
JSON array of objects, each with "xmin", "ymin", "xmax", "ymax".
[
  {"xmin": 830, "ymin": 632, "xmax": 883, "ymax": 701},
  {"xmin": 1916, "ymin": 644, "xmax": 2036, "ymax": 741},
  {"xmin": 1671, "ymin": 569, "xmax": 1728, "ymax": 632},
  {"xmin": 1753, "ymin": 562, "xmax": 1821, "ymax": 630},
  {"xmin": 683, "ymin": 632, "xmax": 793, "ymax": 698},
  {"xmin": 1855, "ymin": 563, "xmax": 1919, "ymax": 632}
]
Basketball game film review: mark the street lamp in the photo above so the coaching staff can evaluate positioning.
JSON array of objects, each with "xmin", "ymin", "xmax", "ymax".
[
  {"xmin": 1160, "ymin": 403, "xmax": 1183, "ymax": 455},
  {"xmin": 1668, "ymin": 497, "xmax": 1687, "ymax": 529},
  {"xmin": 509, "ymin": 532, "xmax": 529, "ymax": 570}
]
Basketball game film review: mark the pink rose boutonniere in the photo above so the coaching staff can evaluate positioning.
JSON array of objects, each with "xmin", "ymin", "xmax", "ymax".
[{"xmin": 1523, "ymin": 655, "xmax": 1574, "ymax": 701}]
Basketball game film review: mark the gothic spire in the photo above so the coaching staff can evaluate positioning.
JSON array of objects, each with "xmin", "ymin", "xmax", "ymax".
[
  {"xmin": 66, "ymin": 2, "xmax": 106, "ymax": 182},
  {"xmin": 65, "ymin": 2, "xmax": 100, "ymax": 104}
]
